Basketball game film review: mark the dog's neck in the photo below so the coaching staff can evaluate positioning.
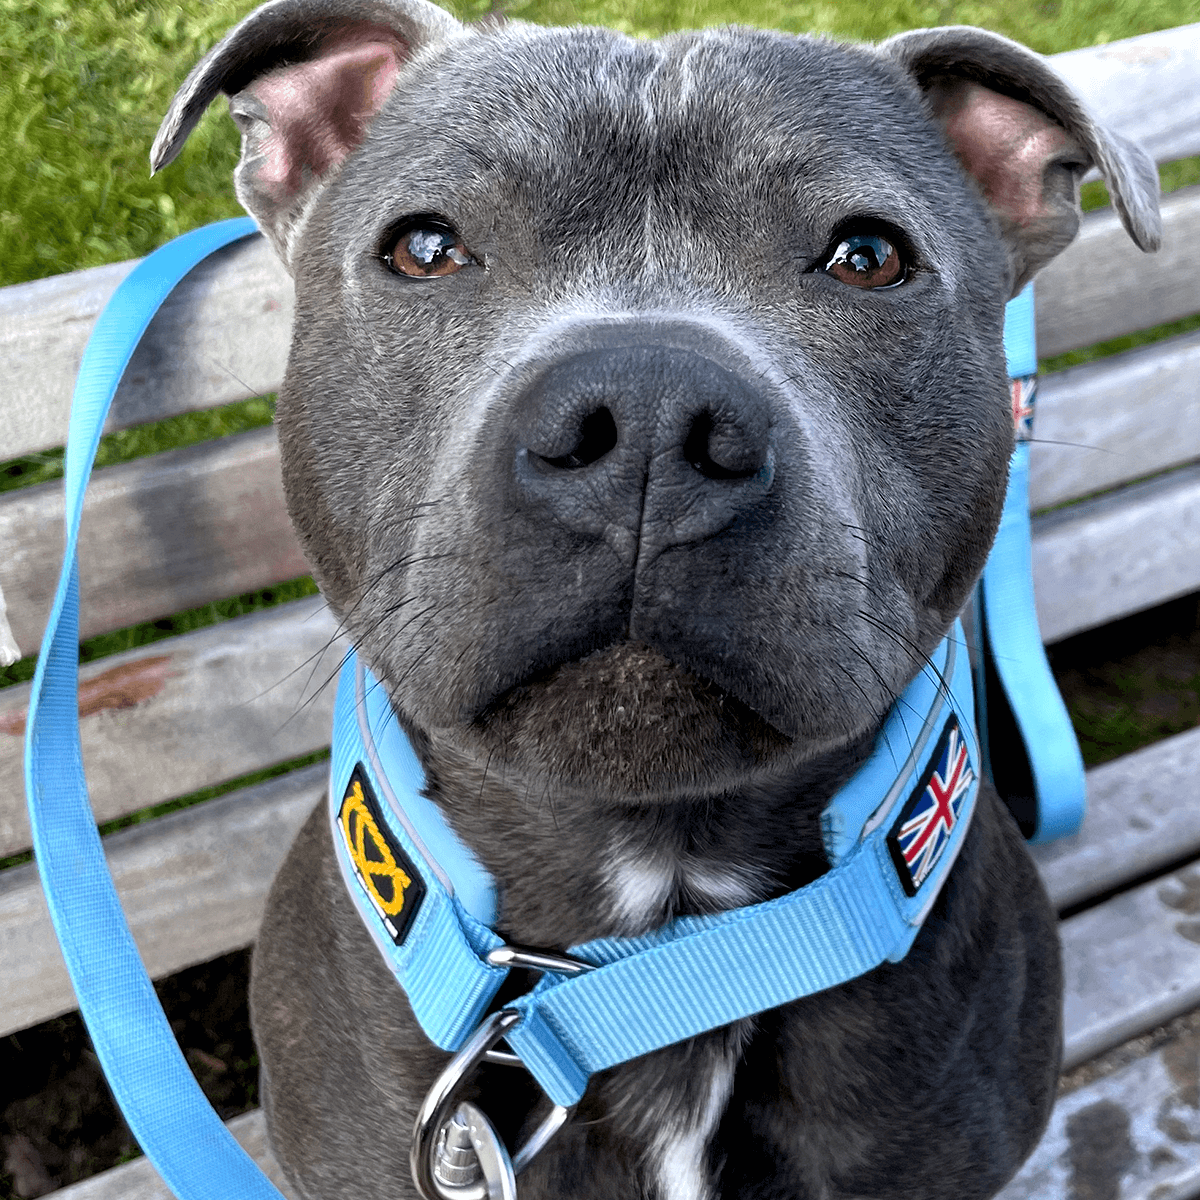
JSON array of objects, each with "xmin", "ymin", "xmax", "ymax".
[{"xmin": 420, "ymin": 731, "xmax": 875, "ymax": 948}]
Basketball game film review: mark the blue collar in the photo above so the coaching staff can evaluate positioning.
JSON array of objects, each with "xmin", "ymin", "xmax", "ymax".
[{"xmin": 328, "ymin": 623, "xmax": 979, "ymax": 1108}]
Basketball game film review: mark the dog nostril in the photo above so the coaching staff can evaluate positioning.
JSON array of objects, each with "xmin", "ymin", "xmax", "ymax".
[
  {"xmin": 537, "ymin": 407, "xmax": 619, "ymax": 470},
  {"xmin": 683, "ymin": 411, "xmax": 764, "ymax": 482}
]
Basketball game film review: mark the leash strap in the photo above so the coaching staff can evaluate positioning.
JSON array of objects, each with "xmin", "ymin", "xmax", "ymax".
[
  {"xmin": 978, "ymin": 284, "xmax": 1087, "ymax": 842},
  {"xmin": 23, "ymin": 218, "xmax": 286, "ymax": 1200}
]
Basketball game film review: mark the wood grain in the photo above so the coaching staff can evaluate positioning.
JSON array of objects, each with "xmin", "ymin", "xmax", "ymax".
[
  {"xmin": 1034, "ymin": 727, "xmax": 1200, "ymax": 912},
  {"xmin": 0, "ymin": 596, "xmax": 344, "ymax": 858},
  {"xmin": 1030, "ymin": 327, "xmax": 1200, "ymax": 511},
  {"xmin": 1036, "ymin": 186, "xmax": 1200, "ymax": 360},
  {"xmin": 1000, "ymin": 1016, "xmax": 1200, "ymax": 1200},
  {"xmin": 1031, "ymin": 462, "xmax": 1200, "ymax": 643},
  {"xmin": 0, "ymin": 424, "xmax": 307, "ymax": 660},
  {"xmin": 0, "ymin": 236, "xmax": 291, "ymax": 461},
  {"xmin": 1061, "ymin": 862, "xmax": 1200, "ymax": 1069},
  {"xmin": 1051, "ymin": 21, "xmax": 1200, "ymax": 169},
  {"xmin": 0, "ymin": 763, "xmax": 324, "ymax": 1038}
]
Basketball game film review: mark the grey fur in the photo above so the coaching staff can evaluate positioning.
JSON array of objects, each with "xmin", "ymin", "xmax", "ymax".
[{"xmin": 156, "ymin": 6, "xmax": 1159, "ymax": 1198}]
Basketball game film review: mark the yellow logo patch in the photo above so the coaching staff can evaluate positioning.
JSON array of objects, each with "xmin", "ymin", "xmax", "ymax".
[{"xmin": 338, "ymin": 766, "xmax": 425, "ymax": 943}]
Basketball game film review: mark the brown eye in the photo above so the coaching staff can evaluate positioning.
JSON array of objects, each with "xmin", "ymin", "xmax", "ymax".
[
  {"xmin": 384, "ymin": 219, "xmax": 473, "ymax": 278},
  {"xmin": 822, "ymin": 232, "xmax": 905, "ymax": 289}
]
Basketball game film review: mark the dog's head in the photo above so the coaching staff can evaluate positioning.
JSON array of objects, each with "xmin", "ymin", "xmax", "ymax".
[{"xmin": 156, "ymin": 1, "xmax": 1158, "ymax": 808}]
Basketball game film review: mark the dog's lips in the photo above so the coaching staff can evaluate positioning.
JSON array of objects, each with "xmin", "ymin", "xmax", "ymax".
[{"xmin": 469, "ymin": 641, "xmax": 795, "ymax": 799}]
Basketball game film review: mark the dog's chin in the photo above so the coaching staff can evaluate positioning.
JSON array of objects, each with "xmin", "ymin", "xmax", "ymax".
[{"xmin": 458, "ymin": 641, "xmax": 839, "ymax": 804}]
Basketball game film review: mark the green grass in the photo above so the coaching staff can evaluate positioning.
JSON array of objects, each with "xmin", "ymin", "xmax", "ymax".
[{"xmin": 2, "ymin": 0, "xmax": 1197, "ymax": 289}]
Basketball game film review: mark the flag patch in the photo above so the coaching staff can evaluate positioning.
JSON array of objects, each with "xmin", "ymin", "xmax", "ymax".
[
  {"xmin": 887, "ymin": 718, "xmax": 975, "ymax": 896},
  {"xmin": 1010, "ymin": 375, "xmax": 1037, "ymax": 442},
  {"xmin": 338, "ymin": 765, "xmax": 425, "ymax": 944}
]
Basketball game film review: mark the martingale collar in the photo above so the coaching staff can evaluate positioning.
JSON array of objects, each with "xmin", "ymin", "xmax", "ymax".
[{"xmin": 328, "ymin": 624, "xmax": 979, "ymax": 1108}]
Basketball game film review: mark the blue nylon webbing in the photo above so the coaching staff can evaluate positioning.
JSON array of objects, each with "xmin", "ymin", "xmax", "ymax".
[
  {"xmin": 23, "ymin": 219, "xmax": 286, "ymax": 1200},
  {"xmin": 979, "ymin": 284, "xmax": 1087, "ymax": 842}
]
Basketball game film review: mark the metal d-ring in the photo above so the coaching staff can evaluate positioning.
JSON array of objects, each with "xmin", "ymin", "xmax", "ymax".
[{"xmin": 411, "ymin": 1008, "xmax": 575, "ymax": 1200}]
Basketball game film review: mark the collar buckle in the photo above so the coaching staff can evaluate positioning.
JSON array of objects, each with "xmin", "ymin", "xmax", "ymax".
[{"xmin": 413, "ymin": 942, "xmax": 593, "ymax": 1200}]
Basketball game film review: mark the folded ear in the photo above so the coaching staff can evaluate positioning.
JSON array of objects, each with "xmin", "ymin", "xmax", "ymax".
[
  {"xmin": 882, "ymin": 26, "xmax": 1161, "ymax": 294},
  {"xmin": 152, "ymin": 0, "xmax": 463, "ymax": 267}
]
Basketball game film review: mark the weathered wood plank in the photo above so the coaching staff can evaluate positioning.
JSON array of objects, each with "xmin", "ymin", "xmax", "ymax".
[
  {"xmin": 0, "ymin": 597, "xmax": 344, "ymax": 858},
  {"xmin": 1030, "ymin": 327, "xmax": 1200, "ymax": 511},
  {"xmin": 51, "ymin": 1109, "xmax": 294, "ymax": 1200},
  {"xmin": 0, "ymin": 424, "xmax": 306, "ymax": 660},
  {"xmin": 1036, "ymin": 186, "xmax": 1200, "ymax": 360},
  {"xmin": 0, "ymin": 763, "xmax": 324, "ymax": 1039},
  {"xmin": 1032, "ymin": 462, "xmax": 1200, "ymax": 643},
  {"xmin": 1051, "ymin": 22, "xmax": 1200, "ymax": 169},
  {"xmin": 1034, "ymin": 727, "xmax": 1200, "ymax": 912},
  {"xmin": 52, "ymin": 1009, "xmax": 1200, "ymax": 1200},
  {"xmin": 0, "ymin": 235, "xmax": 291, "ymax": 462},
  {"xmin": 1000, "ymin": 1013, "xmax": 1200, "ymax": 1200},
  {"xmin": 1061, "ymin": 862, "xmax": 1200, "ymax": 1070}
]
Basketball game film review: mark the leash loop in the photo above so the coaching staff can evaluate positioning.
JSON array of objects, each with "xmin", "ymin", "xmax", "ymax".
[{"xmin": 412, "ymin": 1009, "xmax": 574, "ymax": 1200}]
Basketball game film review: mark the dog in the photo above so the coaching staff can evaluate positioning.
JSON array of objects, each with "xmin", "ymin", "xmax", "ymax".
[{"xmin": 153, "ymin": 3, "xmax": 1160, "ymax": 1196}]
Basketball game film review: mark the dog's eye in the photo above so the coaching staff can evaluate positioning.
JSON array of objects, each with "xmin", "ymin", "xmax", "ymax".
[
  {"xmin": 821, "ymin": 232, "xmax": 905, "ymax": 289},
  {"xmin": 384, "ymin": 218, "xmax": 473, "ymax": 278}
]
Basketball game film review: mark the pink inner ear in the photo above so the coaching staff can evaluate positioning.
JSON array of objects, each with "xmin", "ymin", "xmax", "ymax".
[
  {"xmin": 937, "ymin": 83, "xmax": 1077, "ymax": 230},
  {"xmin": 248, "ymin": 27, "xmax": 407, "ymax": 201}
]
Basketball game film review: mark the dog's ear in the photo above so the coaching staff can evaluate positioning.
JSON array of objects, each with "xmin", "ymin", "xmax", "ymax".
[
  {"xmin": 882, "ymin": 26, "xmax": 1161, "ymax": 294},
  {"xmin": 151, "ymin": 0, "xmax": 463, "ymax": 267}
]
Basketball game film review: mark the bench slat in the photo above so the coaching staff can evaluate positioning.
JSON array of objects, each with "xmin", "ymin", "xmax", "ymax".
[
  {"xmin": 1030, "ymin": 327, "xmax": 1200, "ymax": 512},
  {"xmin": 0, "ymin": 597, "xmax": 342, "ymax": 858},
  {"xmin": 0, "ymin": 763, "xmax": 323, "ymax": 1039},
  {"xmin": 0, "ymin": 236, "xmax": 291, "ymax": 462},
  {"xmin": 1034, "ymin": 726, "xmax": 1200, "ymax": 912},
  {"xmin": 1051, "ymin": 21, "xmax": 1200, "ymax": 169},
  {"xmin": 52, "ymin": 1110, "xmax": 293, "ymax": 1200},
  {"xmin": 1062, "ymin": 862, "xmax": 1200, "ymax": 1070},
  {"xmin": 1031, "ymin": 461, "xmax": 1200, "ymax": 643},
  {"xmin": 1000, "ymin": 1017, "xmax": 1200, "ymax": 1200},
  {"xmin": 1036, "ymin": 186, "xmax": 1200, "ymax": 360},
  {"xmin": 0, "ymin": 425, "xmax": 306, "ymax": 660}
]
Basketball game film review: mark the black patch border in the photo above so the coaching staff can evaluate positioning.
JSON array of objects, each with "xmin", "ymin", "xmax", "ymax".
[
  {"xmin": 886, "ymin": 717, "xmax": 967, "ymax": 898},
  {"xmin": 339, "ymin": 763, "xmax": 426, "ymax": 945}
]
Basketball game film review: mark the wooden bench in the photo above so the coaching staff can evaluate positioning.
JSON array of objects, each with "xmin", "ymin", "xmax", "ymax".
[{"xmin": 2, "ymin": 21, "xmax": 1200, "ymax": 1199}]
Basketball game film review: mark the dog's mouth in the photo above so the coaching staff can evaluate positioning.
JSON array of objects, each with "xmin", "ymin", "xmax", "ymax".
[{"xmin": 471, "ymin": 640, "xmax": 794, "ymax": 801}]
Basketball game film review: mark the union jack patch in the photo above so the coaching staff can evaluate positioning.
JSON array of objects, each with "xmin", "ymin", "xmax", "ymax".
[
  {"xmin": 1010, "ymin": 375, "xmax": 1037, "ymax": 442},
  {"xmin": 887, "ymin": 718, "xmax": 975, "ymax": 897}
]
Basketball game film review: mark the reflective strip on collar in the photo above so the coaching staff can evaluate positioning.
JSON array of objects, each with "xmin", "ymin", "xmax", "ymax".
[
  {"xmin": 329, "ymin": 622, "xmax": 978, "ymax": 1105},
  {"xmin": 329, "ymin": 656, "xmax": 507, "ymax": 1049}
]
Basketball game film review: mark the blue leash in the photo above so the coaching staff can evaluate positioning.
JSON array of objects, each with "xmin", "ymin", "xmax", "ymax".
[
  {"xmin": 23, "ymin": 219, "xmax": 286, "ymax": 1200},
  {"xmin": 984, "ymin": 285, "xmax": 1087, "ymax": 843},
  {"xmin": 23, "ymin": 223, "xmax": 1084, "ymax": 1195}
]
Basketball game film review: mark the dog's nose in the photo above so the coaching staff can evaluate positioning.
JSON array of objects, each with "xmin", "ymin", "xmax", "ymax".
[{"xmin": 513, "ymin": 344, "xmax": 775, "ymax": 556}]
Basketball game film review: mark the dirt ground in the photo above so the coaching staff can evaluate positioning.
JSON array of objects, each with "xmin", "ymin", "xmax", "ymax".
[{"xmin": 1, "ymin": 595, "xmax": 1198, "ymax": 1197}]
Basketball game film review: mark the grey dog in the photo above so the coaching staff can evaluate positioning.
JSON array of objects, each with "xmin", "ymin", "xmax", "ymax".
[{"xmin": 154, "ymin": 2, "xmax": 1159, "ymax": 1196}]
